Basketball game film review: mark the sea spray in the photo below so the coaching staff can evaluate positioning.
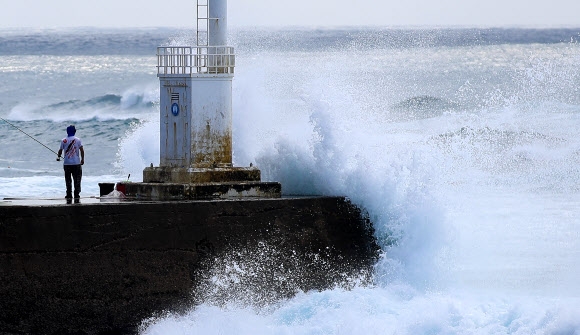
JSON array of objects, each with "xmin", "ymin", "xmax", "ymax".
[
  {"xmin": 253, "ymin": 90, "xmax": 450, "ymax": 290},
  {"xmin": 115, "ymin": 114, "xmax": 160, "ymax": 181}
]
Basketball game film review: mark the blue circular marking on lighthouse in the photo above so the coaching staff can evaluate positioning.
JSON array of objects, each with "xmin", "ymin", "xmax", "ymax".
[{"xmin": 171, "ymin": 103, "xmax": 179, "ymax": 116}]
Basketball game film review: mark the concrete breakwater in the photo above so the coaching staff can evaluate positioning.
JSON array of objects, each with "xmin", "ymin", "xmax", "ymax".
[{"xmin": 0, "ymin": 197, "xmax": 379, "ymax": 334}]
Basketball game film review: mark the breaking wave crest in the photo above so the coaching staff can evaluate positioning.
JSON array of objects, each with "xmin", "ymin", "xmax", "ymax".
[{"xmin": 5, "ymin": 87, "xmax": 158, "ymax": 123}]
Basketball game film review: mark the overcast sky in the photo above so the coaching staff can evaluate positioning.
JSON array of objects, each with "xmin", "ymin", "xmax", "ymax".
[{"xmin": 0, "ymin": 0, "xmax": 579, "ymax": 29}]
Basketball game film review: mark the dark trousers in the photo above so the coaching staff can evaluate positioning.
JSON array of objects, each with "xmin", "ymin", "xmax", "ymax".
[{"xmin": 64, "ymin": 164, "xmax": 82, "ymax": 197}]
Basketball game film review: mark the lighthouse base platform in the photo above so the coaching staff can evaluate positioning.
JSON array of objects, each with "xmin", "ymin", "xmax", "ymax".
[
  {"xmin": 143, "ymin": 166, "xmax": 263, "ymax": 184},
  {"xmin": 104, "ymin": 166, "xmax": 282, "ymax": 200},
  {"xmin": 117, "ymin": 181, "xmax": 282, "ymax": 200}
]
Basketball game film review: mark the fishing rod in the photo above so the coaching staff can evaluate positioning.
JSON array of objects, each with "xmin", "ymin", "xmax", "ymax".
[{"xmin": 0, "ymin": 117, "xmax": 61, "ymax": 159}]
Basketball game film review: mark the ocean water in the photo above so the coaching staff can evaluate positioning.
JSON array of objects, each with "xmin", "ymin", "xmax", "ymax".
[{"xmin": 2, "ymin": 27, "xmax": 580, "ymax": 334}]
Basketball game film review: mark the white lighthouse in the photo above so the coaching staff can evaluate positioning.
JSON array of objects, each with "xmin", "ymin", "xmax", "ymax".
[
  {"xmin": 134, "ymin": 0, "xmax": 281, "ymax": 199},
  {"xmin": 157, "ymin": 0, "xmax": 234, "ymax": 168}
]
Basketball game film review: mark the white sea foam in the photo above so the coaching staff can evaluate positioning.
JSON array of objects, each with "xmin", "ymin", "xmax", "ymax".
[
  {"xmin": 141, "ymin": 286, "xmax": 580, "ymax": 335},
  {"xmin": 0, "ymin": 175, "xmax": 113, "ymax": 199}
]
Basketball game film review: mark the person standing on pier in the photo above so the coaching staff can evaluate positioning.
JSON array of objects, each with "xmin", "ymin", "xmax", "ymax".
[{"xmin": 57, "ymin": 125, "xmax": 84, "ymax": 199}]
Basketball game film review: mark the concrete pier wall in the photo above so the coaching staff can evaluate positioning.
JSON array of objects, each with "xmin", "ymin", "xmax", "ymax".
[{"xmin": 0, "ymin": 197, "xmax": 379, "ymax": 334}]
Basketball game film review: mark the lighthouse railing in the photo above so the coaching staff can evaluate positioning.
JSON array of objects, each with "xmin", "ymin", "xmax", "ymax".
[{"xmin": 157, "ymin": 46, "xmax": 235, "ymax": 75}]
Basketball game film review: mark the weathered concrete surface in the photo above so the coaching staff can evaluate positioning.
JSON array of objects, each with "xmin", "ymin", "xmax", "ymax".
[
  {"xmin": 0, "ymin": 197, "xmax": 379, "ymax": 335},
  {"xmin": 143, "ymin": 166, "xmax": 261, "ymax": 183},
  {"xmin": 137, "ymin": 166, "xmax": 282, "ymax": 200},
  {"xmin": 120, "ymin": 181, "xmax": 282, "ymax": 200}
]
